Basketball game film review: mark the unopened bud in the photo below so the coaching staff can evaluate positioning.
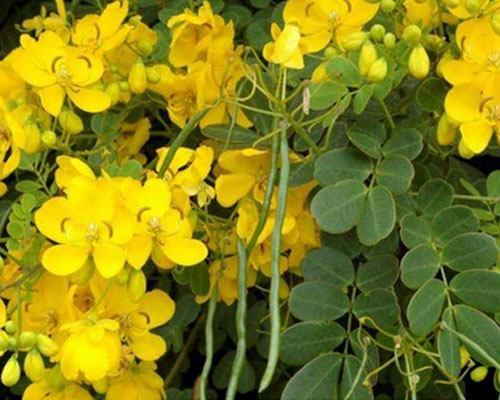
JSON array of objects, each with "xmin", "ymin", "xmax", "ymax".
[
  {"xmin": 92, "ymin": 377, "xmax": 109, "ymax": 394},
  {"xmin": 465, "ymin": 0, "xmax": 480, "ymax": 14},
  {"xmin": 128, "ymin": 269, "xmax": 146, "ymax": 302},
  {"xmin": 444, "ymin": 0, "xmax": 460, "ymax": 7},
  {"xmin": 36, "ymin": 334, "xmax": 58, "ymax": 357},
  {"xmin": 471, "ymin": 366, "xmax": 488, "ymax": 382},
  {"xmin": 24, "ymin": 348, "xmax": 45, "ymax": 382},
  {"xmin": 119, "ymin": 81, "xmax": 130, "ymax": 91},
  {"xmin": 383, "ymin": 32, "xmax": 396, "ymax": 49},
  {"xmin": 47, "ymin": 365, "xmax": 66, "ymax": 391},
  {"xmin": 381, "ymin": 0, "xmax": 396, "ymax": 13},
  {"xmin": 115, "ymin": 267, "xmax": 129, "ymax": 285},
  {"xmin": 69, "ymin": 259, "xmax": 94, "ymax": 286},
  {"xmin": 23, "ymin": 123, "xmax": 41, "ymax": 154},
  {"xmin": 1, "ymin": 356, "xmax": 20, "ymax": 387},
  {"xmin": 341, "ymin": 32, "xmax": 367, "ymax": 51},
  {"xmin": 459, "ymin": 346, "xmax": 471, "ymax": 369},
  {"xmin": 106, "ymin": 83, "xmax": 121, "ymax": 105},
  {"xmin": 359, "ymin": 41, "xmax": 378, "ymax": 76},
  {"xmin": 367, "ymin": 58, "xmax": 388, "ymax": 82},
  {"xmin": 492, "ymin": 13, "xmax": 500, "ymax": 35},
  {"xmin": 146, "ymin": 67, "xmax": 161, "ymax": 83},
  {"xmin": 0, "ymin": 336, "xmax": 8, "ymax": 352},
  {"xmin": 324, "ymin": 46, "xmax": 338, "ymax": 59},
  {"xmin": 403, "ymin": 25, "xmax": 422, "ymax": 46},
  {"xmin": 4, "ymin": 320, "xmax": 16, "ymax": 335},
  {"xmin": 41, "ymin": 130, "xmax": 57, "ymax": 147},
  {"xmin": 18, "ymin": 331, "xmax": 37, "ymax": 350},
  {"xmin": 129, "ymin": 61, "xmax": 148, "ymax": 95},
  {"xmin": 59, "ymin": 110, "xmax": 83, "ymax": 135},
  {"xmin": 437, "ymin": 114, "xmax": 456, "ymax": 145},
  {"xmin": 137, "ymin": 41, "xmax": 153, "ymax": 56},
  {"xmin": 458, "ymin": 139, "xmax": 474, "ymax": 159},
  {"xmin": 408, "ymin": 45, "xmax": 429, "ymax": 79},
  {"xmin": 370, "ymin": 24, "xmax": 386, "ymax": 42}
]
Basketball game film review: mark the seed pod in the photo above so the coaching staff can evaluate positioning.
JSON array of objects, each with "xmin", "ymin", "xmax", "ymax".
[
  {"xmin": 37, "ymin": 334, "xmax": 58, "ymax": 357},
  {"xmin": 408, "ymin": 45, "xmax": 430, "ymax": 79},
  {"xmin": 24, "ymin": 348, "xmax": 45, "ymax": 382},
  {"xmin": 341, "ymin": 32, "xmax": 367, "ymax": 51},
  {"xmin": 367, "ymin": 58, "xmax": 388, "ymax": 82},
  {"xmin": 59, "ymin": 110, "xmax": 83, "ymax": 135},
  {"xmin": 129, "ymin": 61, "xmax": 148, "ymax": 95},
  {"xmin": 128, "ymin": 269, "xmax": 146, "ymax": 302},
  {"xmin": 402, "ymin": 25, "xmax": 422, "ymax": 46},
  {"xmin": 470, "ymin": 366, "xmax": 488, "ymax": 382},
  {"xmin": 1, "ymin": 356, "xmax": 20, "ymax": 387},
  {"xmin": 359, "ymin": 41, "xmax": 378, "ymax": 76}
]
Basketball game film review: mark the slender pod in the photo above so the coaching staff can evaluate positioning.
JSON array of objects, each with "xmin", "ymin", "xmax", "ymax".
[{"xmin": 199, "ymin": 287, "xmax": 218, "ymax": 400}]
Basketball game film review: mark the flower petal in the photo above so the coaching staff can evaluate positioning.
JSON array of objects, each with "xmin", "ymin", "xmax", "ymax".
[
  {"xmin": 92, "ymin": 244, "xmax": 126, "ymax": 278},
  {"xmin": 67, "ymin": 88, "xmax": 111, "ymax": 113},
  {"xmin": 42, "ymin": 244, "xmax": 89, "ymax": 276},
  {"xmin": 159, "ymin": 237, "xmax": 207, "ymax": 266}
]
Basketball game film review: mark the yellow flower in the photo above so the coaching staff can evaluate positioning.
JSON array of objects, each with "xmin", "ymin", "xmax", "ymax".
[
  {"xmin": 9, "ymin": 31, "xmax": 111, "ymax": 116},
  {"xmin": 263, "ymin": 24, "xmax": 309, "ymax": 69},
  {"xmin": 283, "ymin": 0, "xmax": 378, "ymax": 49},
  {"xmin": 167, "ymin": 1, "xmax": 231, "ymax": 68},
  {"xmin": 403, "ymin": 0, "xmax": 440, "ymax": 27},
  {"xmin": 72, "ymin": 1, "xmax": 132, "ymax": 53},
  {"xmin": 60, "ymin": 319, "xmax": 121, "ymax": 381},
  {"xmin": 116, "ymin": 118, "xmax": 151, "ymax": 164},
  {"xmin": 106, "ymin": 362, "xmax": 165, "ymax": 400},
  {"xmin": 23, "ymin": 376, "xmax": 93, "ymax": 400},
  {"xmin": 121, "ymin": 177, "xmax": 208, "ymax": 269},
  {"xmin": 446, "ymin": 0, "xmax": 491, "ymax": 19}
]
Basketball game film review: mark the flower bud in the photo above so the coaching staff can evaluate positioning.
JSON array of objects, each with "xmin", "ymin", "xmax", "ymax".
[
  {"xmin": 23, "ymin": 123, "xmax": 41, "ymax": 154},
  {"xmin": 69, "ymin": 259, "xmax": 94, "ymax": 286},
  {"xmin": 128, "ymin": 269, "xmax": 146, "ymax": 302},
  {"xmin": 437, "ymin": 114, "xmax": 456, "ymax": 145},
  {"xmin": 5, "ymin": 320, "xmax": 16, "ymax": 335},
  {"xmin": 129, "ymin": 61, "xmax": 148, "ymax": 95},
  {"xmin": 370, "ymin": 24, "xmax": 386, "ymax": 42},
  {"xmin": 92, "ymin": 377, "xmax": 109, "ymax": 394},
  {"xmin": 324, "ymin": 46, "xmax": 338, "ymax": 59},
  {"xmin": 471, "ymin": 366, "xmax": 488, "ymax": 382},
  {"xmin": 59, "ymin": 110, "xmax": 83, "ymax": 135},
  {"xmin": 137, "ymin": 41, "xmax": 153, "ymax": 56},
  {"xmin": 408, "ymin": 45, "xmax": 429, "ymax": 79},
  {"xmin": 24, "ymin": 348, "xmax": 45, "ymax": 382},
  {"xmin": 146, "ymin": 67, "xmax": 161, "ymax": 83},
  {"xmin": 18, "ymin": 331, "xmax": 37, "ymax": 350},
  {"xmin": 459, "ymin": 346, "xmax": 471, "ymax": 368},
  {"xmin": 458, "ymin": 139, "xmax": 474, "ymax": 159},
  {"xmin": 367, "ymin": 58, "xmax": 388, "ymax": 82},
  {"xmin": 383, "ymin": 32, "xmax": 396, "ymax": 48},
  {"xmin": 492, "ymin": 13, "xmax": 500, "ymax": 35},
  {"xmin": 436, "ymin": 50, "xmax": 454, "ymax": 77},
  {"xmin": 129, "ymin": 15, "xmax": 142, "ymax": 27},
  {"xmin": 0, "ymin": 335, "xmax": 8, "ymax": 352},
  {"xmin": 36, "ymin": 334, "xmax": 58, "ymax": 357},
  {"xmin": 341, "ymin": 32, "xmax": 367, "ymax": 51},
  {"xmin": 444, "ymin": 0, "xmax": 460, "ymax": 7},
  {"xmin": 106, "ymin": 83, "xmax": 121, "ymax": 105},
  {"xmin": 1, "ymin": 356, "xmax": 20, "ymax": 387},
  {"xmin": 381, "ymin": 0, "xmax": 396, "ymax": 13},
  {"xmin": 359, "ymin": 41, "xmax": 378, "ymax": 76},
  {"xmin": 423, "ymin": 34, "xmax": 445, "ymax": 52},
  {"xmin": 402, "ymin": 25, "xmax": 422, "ymax": 46},
  {"xmin": 119, "ymin": 81, "xmax": 130, "ymax": 91},
  {"xmin": 115, "ymin": 267, "xmax": 130, "ymax": 285},
  {"xmin": 47, "ymin": 365, "xmax": 66, "ymax": 391},
  {"xmin": 41, "ymin": 130, "xmax": 57, "ymax": 147},
  {"xmin": 465, "ymin": 0, "xmax": 480, "ymax": 14}
]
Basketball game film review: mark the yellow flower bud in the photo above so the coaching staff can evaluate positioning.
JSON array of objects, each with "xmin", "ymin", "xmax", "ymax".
[
  {"xmin": 129, "ymin": 61, "xmax": 148, "ymax": 95},
  {"xmin": 492, "ymin": 13, "xmax": 500, "ymax": 36},
  {"xmin": 23, "ymin": 123, "xmax": 41, "ymax": 154},
  {"xmin": 370, "ymin": 24, "xmax": 386, "ymax": 42},
  {"xmin": 470, "ymin": 366, "xmax": 488, "ymax": 382},
  {"xmin": 423, "ymin": 34, "xmax": 445, "ymax": 52},
  {"xmin": 367, "ymin": 58, "xmax": 388, "ymax": 82},
  {"xmin": 408, "ymin": 45, "xmax": 429, "ymax": 79},
  {"xmin": 402, "ymin": 25, "xmax": 422, "ymax": 46},
  {"xmin": 146, "ymin": 67, "xmax": 161, "ymax": 83},
  {"xmin": 359, "ymin": 41, "xmax": 378, "ymax": 76},
  {"xmin": 0, "ymin": 336, "xmax": 8, "ymax": 352},
  {"xmin": 36, "ymin": 334, "xmax": 58, "ymax": 357},
  {"xmin": 24, "ymin": 349, "xmax": 45, "ymax": 382},
  {"xmin": 18, "ymin": 331, "xmax": 37, "ymax": 350},
  {"xmin": 128, "ymin": 269, "xmax": 146, "ymax": 302},
  {"xmin": 465, "ymin": 0, "xmax": 480, "ymax": 14},
  {"xmin": 47, "ymin": 365, "xmax": 66, "ymax": 391},
  {"xmin": 41, "ymin": 130, "xmax": 57, "ymax": 147},
  {"xmin": 119, "ymin": 81, "xmax": 130, "ymax": 91},
  {"xmin": 383, "ymin": 33, "xmax": 396, "ymax": 49},
  {"xmin": 106, "ymin": 83, "xmax": 121, "ymax": 105},
  {"xmin": 341, "ymin": 32, "xmax": 367, "ymax": 51},
  {"xmin": 458, "ymin": 139, "xmax": 474, "ymax": 159},
  {"xmin": 59, "ymin": 110, "xmax": 83, "ymax": 135},
  {"xmin": 459, "ymin": 346, "xmax": 471, "ymax": 369},
  {"xmin": 437, "ymin": 114, "xmax": 456, "ymax": 145},
  {"xmin": 115, "ymin": 267, "xmax": 130, "ymax": 286},
  {"xmin": 381, "ymin": 0, "xmax": 396, "ymax": 13},
  {"xmin": 324, "ymin": 47, "xmax": 339, "ymax": 59},
  {"xmin": 444, "ymin": 0, "xmax": 460, "ymax": 7},
  {"xmin": 1, "ymin": 356, "xmax": 20, "ymax": 387},
  {"xmin": 137, "ymin": 41, "xmax": 153, "ymax": 56},
  {"xmin": 279, "ymin": 278, "xmax": 289, "ymax": 299},
  {"xmin": 5, "ymin": 320, "xmax": 16, "ymax": 335},
  {"xmin": 69, "ymin": 259, "xmax": 94, "ymax": 286}
]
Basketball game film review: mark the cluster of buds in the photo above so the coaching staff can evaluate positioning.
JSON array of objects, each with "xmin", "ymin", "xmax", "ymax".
[{"xmin": 402, "ymin": 25, "xmax": 430, "ymax": 80}]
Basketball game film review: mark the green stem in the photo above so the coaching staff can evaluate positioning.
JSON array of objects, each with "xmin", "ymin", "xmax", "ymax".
[
  {"xmin": 377, "ymin": 98, "xmax": 396, "ymax": 130},
  {"xmin": 157, "ymin": 108, "xmax": 210, "ymax": 179},
  {"xmin": 259, "ymin": 121, "xmax": 290, "ymax": 392},
  {"xmin": 200, "ymin": 288, "xmax": 218, "ymax": 400},
  {"xmin": 225, "ymin": 239, "xmax": 248, "ymax": 400}
]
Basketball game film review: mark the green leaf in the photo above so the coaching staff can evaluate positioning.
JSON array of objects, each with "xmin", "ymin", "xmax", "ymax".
[
  {"xmin": 353, "ymin": 289, "xmax": 399, "ymax": 328},
  {"xmin": 375, "ymin": 155, "xmax": 415, "ymax": 194},
  {"xmin": 340, "ymin": 355, "xmax": 373, "ymax": 400},
  {"xmin": 15, "ymin": 180, "xmax": 42, "ymax": 193},
  {"xmin": 453, "ymin": 305, "xmax": 500, "ymax": 367},
  {"xmin": 407, "ymin": 279, "xmax": 446, "ymax": 336},
  {"xmin": 311, "ymin": 180, "xmax": 367, "ymax": 234},
  {"xmin": 431, "ymin": 206, "xmax": 479, "ymax": 247},
  {"xmin": 244, "ymin": 19, "xmax": 271, "ymax": 51},
  {"xmin": 201, "ymin": 125, "xmax": 269, "ymax": 148},
  {"xmin": 314, "ymin": 149, "xmax": 373, "ymax": 186},
  {"xmin": 347, "ymin": 121, "xmax": 386, "ymax": 159},
  {"xmin": 213, "ymin": 352, "xmax": 255, "ymax": 393},
  {"xmin": 401, "ymin": 244, "xmax": 440, "ymax": 289},
  {"xmin": 357, "ymin": 186, "xmax": 396, "ymax": 246},
  {"xmin": 321, "ymin": 230, "xmax": 362, "ymax": 259},
  {"xmin": 382, "ymin": 128, "xmax": 423, "ymax": 161},
  {"xmin": 289, "ymin": 281, "xmax": 349, "ymax": 321},
  {"xmin": 400, "ymin": 213, "xmax": 431, "ymax": 249},
  {"xmin": 438, "ymin": 307, "xmax": 461, "ymax": 378},
  {"xmin": 487, "ymin": 170, "xmax": 500, "ymax": 197},
  {"xmin": 325, "ymin": 57, "xmax": 362, "ymax": 87},
  {"xmin": 416, "ymin": 78, "xmax": 448, "ymax": 112},
  {"xmin": 250, "ymin": 0, "xmax": 271, "ymax": 7},
  {"xmin": 189, "ymin": 263, "xmax": 210, "ymax": 296},
  {"xmin": 442, "ymin": 233, "xmax": 498, "ymax": 271},
  {"xmin": 117, "ymin": 160, "xmax": 143, "ymax": 179},
  {"xmin": 280, "ymin": 321, "xmax": 346, "ymax": 366},
  {"xmin": 356, "ymin": 254, "xmax": 399, "ymax": 293},
  {"xmin": 289, "ymin": 159, "xmax": 315, "ymax": 187},
  {"xmin": 417, "ymin": 178, "xmax": 454, "ymax": 217},
  {"xmin": 450, "ymin": 270, "xmax": 500, "ymax": 313},
  {"xmin": 301, "ymin": 248, "xmax": 354, "ymax": 288},
  {"xmin": 91, "ymin": 112, "xmax": 123, "ymax": 137},
  {"xmin": 353, "ymin": 85, "xmax": 373, "ymax": 115},
  {"xmin": 309, "ymin": 81, "xmax": 344, "ymax": 111},
  {"xmin": 281, "ymin": 353, "xmax": 343, "ymax": 400}
]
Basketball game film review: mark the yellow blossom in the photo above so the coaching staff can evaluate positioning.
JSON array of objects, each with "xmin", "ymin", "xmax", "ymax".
[{"xmin": 106, "ymin": 362, "xmax": 165, "ymax": 400}]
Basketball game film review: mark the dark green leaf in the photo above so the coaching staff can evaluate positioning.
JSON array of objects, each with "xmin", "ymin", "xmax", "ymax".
[
  {"xmin": 450, "ymin": 270, "xmax": 500, "ymax": 313},
  {"xmin": 407, "ymin": 279, "xmax": 446, "ymax": 336},
  {"xmin": 356, "ymin": 254, "xmax": 399, "ymax": 293},
  {"xmin": 353, "ymin": 289, "xmax": 399, "ymax": 328},
  {"xmin": 375, "ymin": 154, "xmax": 415, "ymax": 194},
  {"xmin": 400, "ymin": 213, "xmax": 431, "ymax": 249},
  {"xmin": 301, "ymin": 248, "xmax": 354, "ymax": 288},
  {"xmin": 442, "ymin": 233, "xmax": 498, "ymax": 271},
  {"xmin": 401, "ymin": 244, "xmax": 440, "ymax": 289},
  {"xmin": 314, "ymin": 148, "xmax": 373, "ymax": 186},
  {"xmin": 325, "ymin": 57, "xmax": 362, "ymax": 87},
  {"xmin": 416, "ymin": 78, "xmax": 448, "ymax": 112},
  {"xmin": 417, "ymin": 178, "xmax": 454, "ymax": 217},
  {"xmin": 382, "ymin": 128, "xmax": 423, "ymax": 161}
]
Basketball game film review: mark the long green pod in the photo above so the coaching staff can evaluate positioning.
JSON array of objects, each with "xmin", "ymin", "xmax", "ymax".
[
  {"xmin": 259, "ymin": 121, "xmax": 290, "ymax": 392},
  {"xmin": 225, "ymin": 238, "xmax": 248, "ymax": 400},
  {"xmin": 199, "ymin": 287, "xmax": 218, "ymax": 400}
]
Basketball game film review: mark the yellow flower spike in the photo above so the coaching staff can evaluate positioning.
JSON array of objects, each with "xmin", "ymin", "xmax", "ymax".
[{"xmin": 408, "ymin": 45, "xmax": 430, "ymax": 79}]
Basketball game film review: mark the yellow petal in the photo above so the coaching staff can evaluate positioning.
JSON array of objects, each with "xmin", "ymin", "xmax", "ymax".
[
  {"xmin": 130, "ymin": 332, "xmax": 166, "ymax": 361},
  {"xmin": 126, "ymin": 233, "xmax": 153, "ymax": 269},
  {"xmin": 460, "ymin": 120, "xmax": 493, "ymax": 154},
  {"xmin": 139, "ymin": 290, "xmax": 175, "ymax": 328},
  {"xmin": 159, "ymin": 237, "xmax": 208, "ymax": 266},
  {"xmin": 444, "ymin": 84, "xmax": 482, "ymax": 123},
  {"xmin": 92, "ymin": 244, "xmax": 126, "ymax": 278},
  {"xmin": 7, "ymin": 48, "xmax": 56, "ymax": 87},
  {"xmin": 42, "ymin": 244, "xmax": 89, "ymax": 276},
  {"xmin": 34, "ymin": 197, "xmax": 71, "ymax": 243},
  {"xmin": 215, "ymin": 173, "xmax": 255, "ymax": 207},
  {"xmin": 67, "ymin": 88, "xmax": 111, "ymax": 113},
  {"xmin": 38, "ymin": 84, "xmax": 65, "ymax": 116},
  {"xmin": 272, "ymin": 24, "xmax": 301, "ymax": 64}
]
